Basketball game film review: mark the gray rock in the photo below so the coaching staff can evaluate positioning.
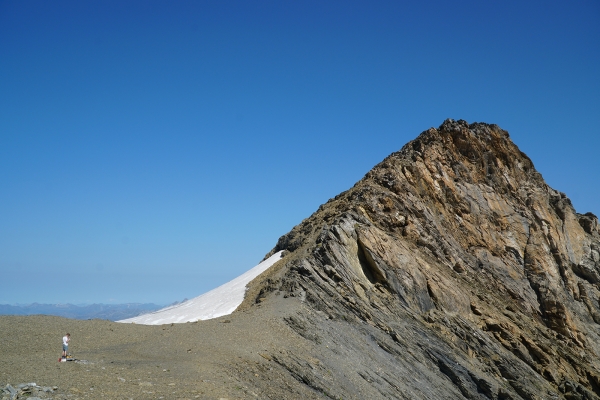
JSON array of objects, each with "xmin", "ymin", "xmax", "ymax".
[
  {"xmin": 4, "ymin": 385, "xmax": 16, "ymax": 400},
  {"xmin": 249, "ymin": 120, "xmax": 600, "ymax": 399}
]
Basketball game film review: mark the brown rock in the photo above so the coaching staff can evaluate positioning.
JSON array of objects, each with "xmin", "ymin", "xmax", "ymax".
[{"xmin": 255, "ymin": 119, "xmax": 600, "ymax": 398}]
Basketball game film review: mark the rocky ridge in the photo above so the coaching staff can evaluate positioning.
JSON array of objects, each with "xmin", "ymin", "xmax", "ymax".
[{"xmin": 243, "ymin": 119, "xmax": 600, "ymax": 399}]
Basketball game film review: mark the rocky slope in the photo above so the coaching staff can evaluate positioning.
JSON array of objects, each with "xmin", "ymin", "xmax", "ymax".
[{"xmin": 243, "ymin": 119, "xmax": 600, "ymax": 399}]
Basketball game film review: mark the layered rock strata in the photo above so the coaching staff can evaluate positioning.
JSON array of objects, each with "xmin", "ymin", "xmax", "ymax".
[{"xmin": 245, "ymin": 119, "xmax": 600, "ymax": 399}]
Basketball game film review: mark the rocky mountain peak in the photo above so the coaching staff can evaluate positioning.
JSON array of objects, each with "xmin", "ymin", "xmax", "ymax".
[{"xmin": 249, "ymin": 120, "xmax": 600, "ymax": 399}]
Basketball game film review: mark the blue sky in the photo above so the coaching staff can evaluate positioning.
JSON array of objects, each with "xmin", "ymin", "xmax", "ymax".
[{"xmin": 1, "ymin": 0, "xmax": 598, "ymax": 305}]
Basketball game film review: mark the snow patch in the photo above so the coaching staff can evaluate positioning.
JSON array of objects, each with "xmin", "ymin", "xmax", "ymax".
[{"xmin": 117, "ymin": 251, "xmax": 283, "ymax": 325}]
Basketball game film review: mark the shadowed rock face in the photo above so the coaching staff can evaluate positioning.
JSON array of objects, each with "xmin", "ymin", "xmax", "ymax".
[{"xmin": 249, "ymin": 119, "xmax": 600, "ymax": 399}]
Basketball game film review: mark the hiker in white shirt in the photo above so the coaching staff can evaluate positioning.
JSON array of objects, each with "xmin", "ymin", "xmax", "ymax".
[{"xmin": 62, "ymin": 333, "xmax": 70, "ymax": 359}]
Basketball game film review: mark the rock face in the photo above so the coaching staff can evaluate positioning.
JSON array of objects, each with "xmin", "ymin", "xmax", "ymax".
[{"xmin": 246, "ymin": 119, "xmax": 600, "ymax": 399}]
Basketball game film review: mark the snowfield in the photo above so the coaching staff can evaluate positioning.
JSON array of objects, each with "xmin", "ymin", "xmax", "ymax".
[{"xmin": 117, "ymin": 251, "xmax": 283, "ymax": 325}]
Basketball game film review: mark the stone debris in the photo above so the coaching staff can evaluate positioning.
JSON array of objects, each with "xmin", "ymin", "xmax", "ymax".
[{"xmin": 2, "ymin": 383, "xmax": 57, "ymax": 400}]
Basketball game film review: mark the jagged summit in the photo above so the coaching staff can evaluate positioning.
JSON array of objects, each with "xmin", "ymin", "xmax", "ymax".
[
  {"xmin": 268, "ymin": 118, "xmax": 591, "ymax": 258},
  {"xmin": 246, "ymin": 119, "xmax": 600, "ymax": 399}
]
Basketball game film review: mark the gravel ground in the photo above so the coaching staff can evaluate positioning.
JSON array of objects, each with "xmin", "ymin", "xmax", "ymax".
[{"xmin": 0, "ymin": 297, "xmax": 324, "ymax": 400}]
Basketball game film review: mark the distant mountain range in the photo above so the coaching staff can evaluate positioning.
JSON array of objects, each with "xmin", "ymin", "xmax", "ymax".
[{"xmin": 0, "ymin": 302, "xmax": 163, "ymax": 321}]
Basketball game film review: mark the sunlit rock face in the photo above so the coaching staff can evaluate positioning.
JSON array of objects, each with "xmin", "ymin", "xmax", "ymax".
[{"xmin": 251, "ymin": 119, "xmax": 600, "ymax": 399}]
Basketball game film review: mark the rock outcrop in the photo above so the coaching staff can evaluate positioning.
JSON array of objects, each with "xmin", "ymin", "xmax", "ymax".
[
  {"xmin": 2, "ymin": 383, "xmax": 59, "ymax": 400},
  {"xmin": 245, "ymin": 119, "xmax": 600, "ymax": 399}
]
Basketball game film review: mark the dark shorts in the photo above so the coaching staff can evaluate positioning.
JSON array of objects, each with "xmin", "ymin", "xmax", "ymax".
[{"xmin": 63, "ymin": 344, "xmax": 68, "ymax": 352}]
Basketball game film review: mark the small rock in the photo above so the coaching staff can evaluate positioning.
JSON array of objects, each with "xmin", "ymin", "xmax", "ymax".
[
  {"xmin": 470, "ymin": 303, "xmax": 483, "ymax": 316},
  {"xmin": 5, "ymin": 385, "xmax": 17, "ymax": 398},
  {"xmin": 453, "ymin": 262, "xmax": 465, "ymax": 273},
  {"xmin": 16, "ymin": 383, "xmax": 35, "ymax": 389}
]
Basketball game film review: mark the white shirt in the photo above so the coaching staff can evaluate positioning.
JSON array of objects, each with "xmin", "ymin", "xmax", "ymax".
[{"xmin": 63, "ymin": 336, "xmax": 69, "ymax": 346}]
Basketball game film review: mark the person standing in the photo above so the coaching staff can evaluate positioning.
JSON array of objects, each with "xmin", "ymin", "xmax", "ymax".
[{"xmin": 62, "ymin": 333, "xmax": 70, "ymax": 360}]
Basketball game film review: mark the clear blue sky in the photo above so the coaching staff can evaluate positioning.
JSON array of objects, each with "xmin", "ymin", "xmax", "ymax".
[{"xmin": 1, "ymin": 1, "xmax": 598, "ymax": 305}]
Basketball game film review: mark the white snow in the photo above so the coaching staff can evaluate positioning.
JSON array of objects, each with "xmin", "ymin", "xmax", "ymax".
[{"xmin": 117, "ymin": 251, "xmax": 283, "ymax": 325}]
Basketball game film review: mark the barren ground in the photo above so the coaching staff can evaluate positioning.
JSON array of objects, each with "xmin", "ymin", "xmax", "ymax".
[{"xmin": 0, "ymin": 296, "xmax": 326, "ymax": 400}]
